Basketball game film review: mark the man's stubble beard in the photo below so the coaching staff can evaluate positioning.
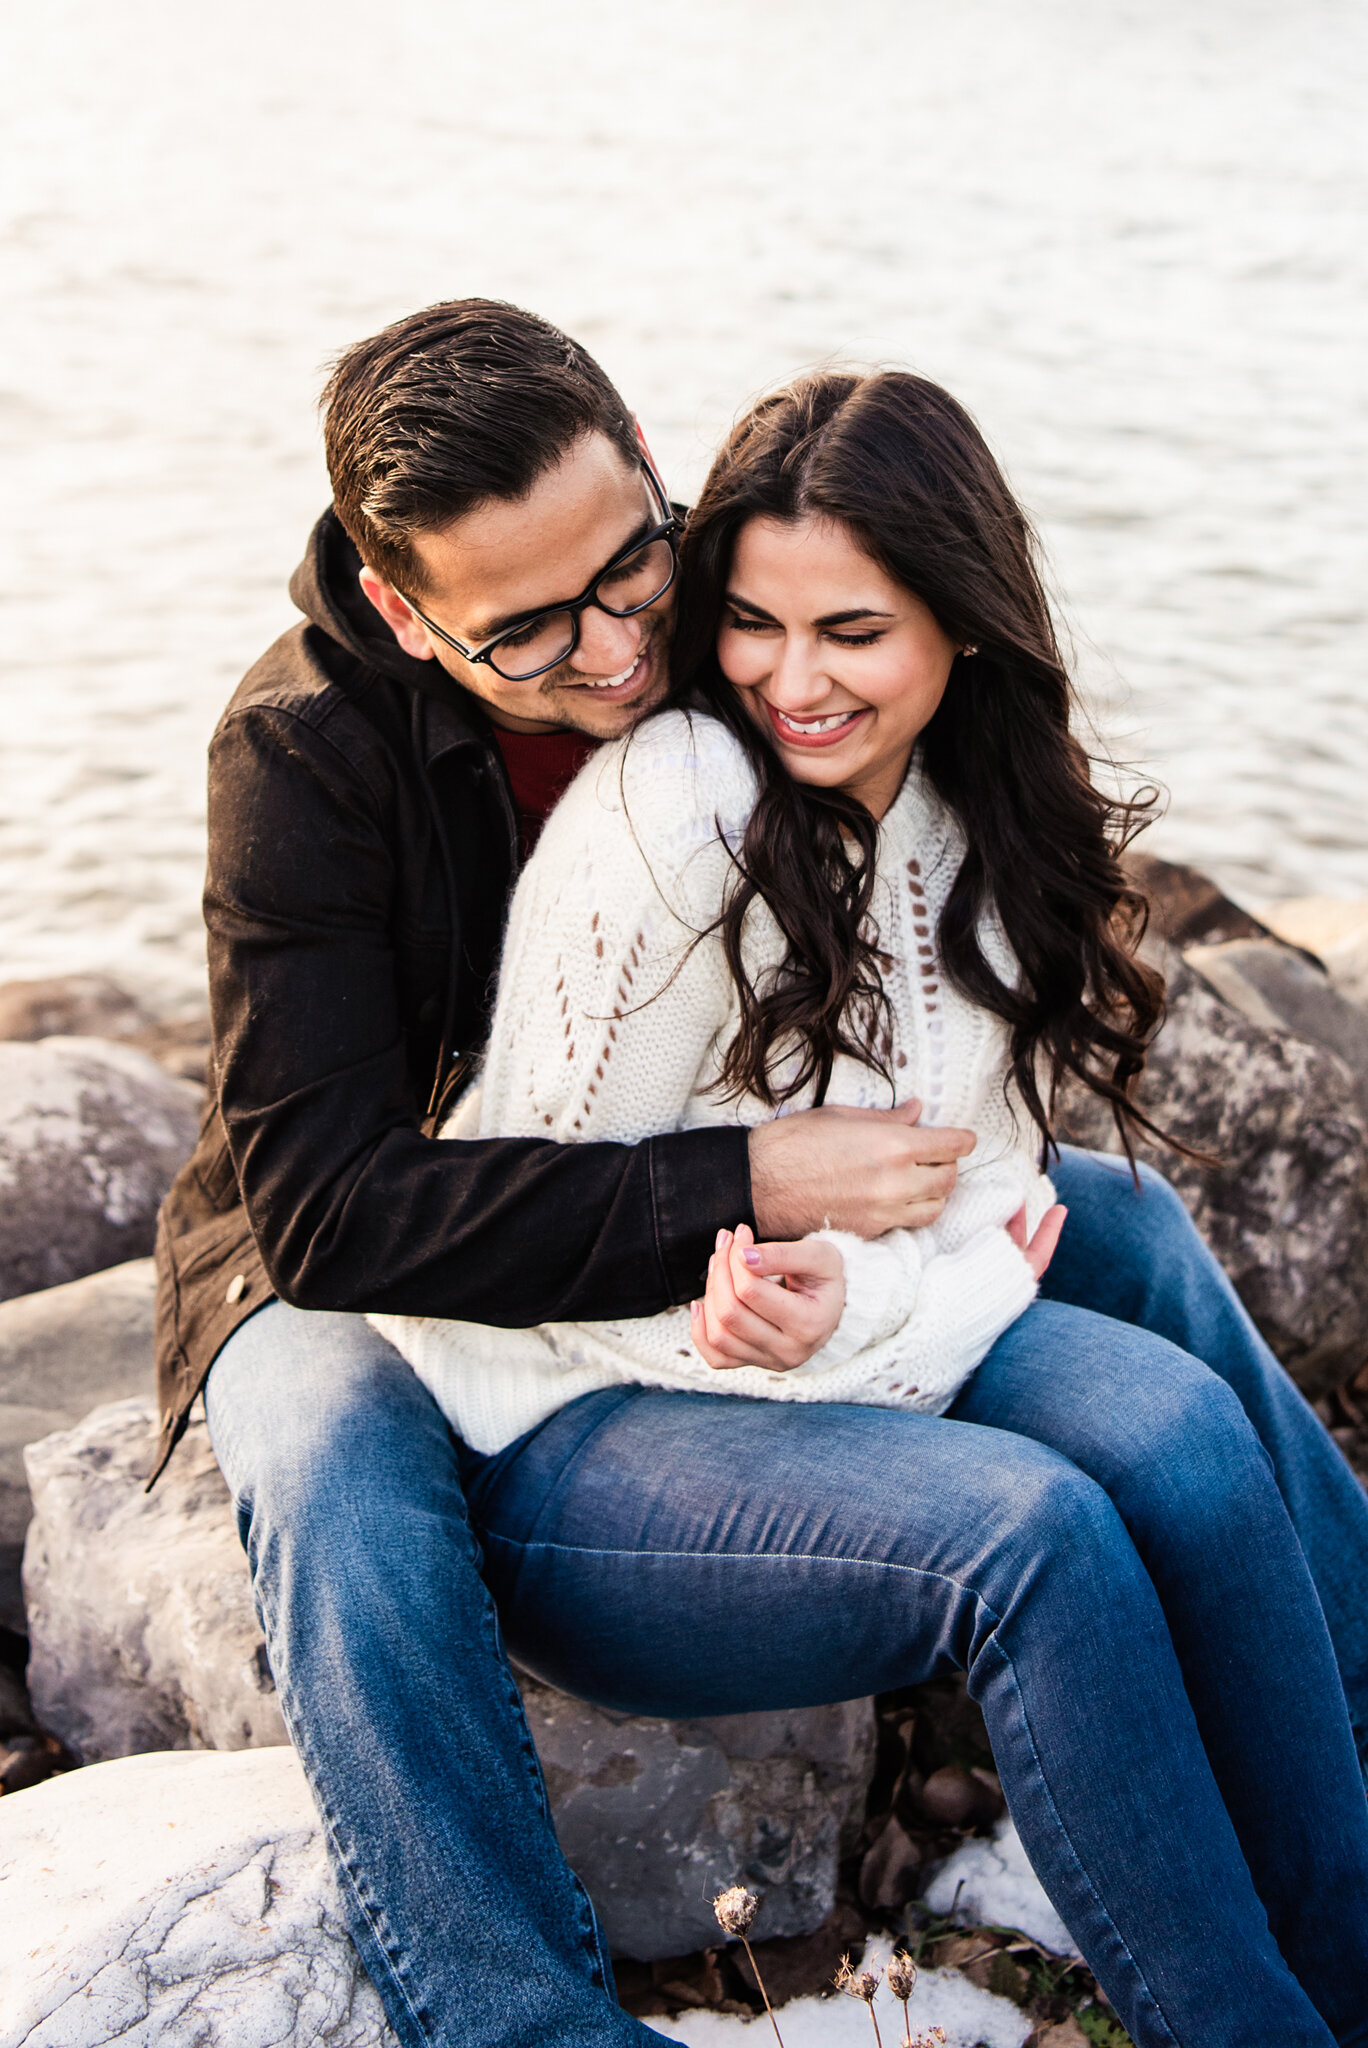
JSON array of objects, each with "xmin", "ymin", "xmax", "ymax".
[{"xmin": 532, "ymin": 623, "xmax": 672, "ymax": 740}]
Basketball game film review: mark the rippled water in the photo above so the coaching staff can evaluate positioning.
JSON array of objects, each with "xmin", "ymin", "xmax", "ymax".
[{"xmin": 2, "ymin": 0, "xmax": 1365, "ymax": 1004}]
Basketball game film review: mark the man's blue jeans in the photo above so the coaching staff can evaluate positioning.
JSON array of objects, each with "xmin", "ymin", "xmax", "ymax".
[{"xmin": 205, "ymin": 1151, "xmax": 1368, "ymax": 2048}]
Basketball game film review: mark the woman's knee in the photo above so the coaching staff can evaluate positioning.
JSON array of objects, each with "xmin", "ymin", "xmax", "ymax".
[{"xmin": 1103, "ymin": 1338, "xmax": 1275, "ymax": 1530}]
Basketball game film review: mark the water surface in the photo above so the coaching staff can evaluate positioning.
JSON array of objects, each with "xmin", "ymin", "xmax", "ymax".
[{"xmin": 2, "ymin": 0, "xmax": 1365, "ymax": 1001}]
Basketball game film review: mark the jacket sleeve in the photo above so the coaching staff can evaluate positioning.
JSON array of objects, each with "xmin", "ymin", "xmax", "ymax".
[{"xmin": 206, "ymin": 702, "xmax": 753, "ymax": 1323}]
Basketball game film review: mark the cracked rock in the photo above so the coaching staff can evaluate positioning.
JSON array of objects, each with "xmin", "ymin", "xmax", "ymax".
[
  {"xmin": 0, "ymin": 1257, "xmax": 156, "ymax": 1632},
  {"xmin": 22, "ymin": 1398, "xmax": 876, "ymax": 1961},
  {"xmin": 0, "ymin": 1036, "xmax": 199, "ymax": 1303},
  {"xmin": 0, "ymin": 1744, "xmax": 398, "ymax": 2048},
  {"xmin": 1058, "ymin": 953, "xmax": 1368, "ymax": 1398},
  {"xmin": 23, "ymin": 1399, "xmax": 288, "ymax": 1759}
]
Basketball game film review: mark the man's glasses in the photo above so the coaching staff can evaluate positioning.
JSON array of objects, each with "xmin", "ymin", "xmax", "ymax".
[{"xmin": 403, "ymin": 463, "xmax": 680, "ymax": 683}]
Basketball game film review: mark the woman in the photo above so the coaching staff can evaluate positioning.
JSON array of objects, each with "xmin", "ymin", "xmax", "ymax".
[{"xmin": 376, "ymin": 372, "xmax": 1368, "ymax": 2045}]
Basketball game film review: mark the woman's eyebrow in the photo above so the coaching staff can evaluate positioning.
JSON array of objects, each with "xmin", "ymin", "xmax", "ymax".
[{"xmin": 724, "ymin": 593, "xmax": 895, "ymax": 628}]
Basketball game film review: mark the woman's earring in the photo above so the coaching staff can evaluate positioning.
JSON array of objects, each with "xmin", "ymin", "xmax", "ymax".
[{"xmin": 961, "ymin": 644, "xmax": 978, "ymax": 658}]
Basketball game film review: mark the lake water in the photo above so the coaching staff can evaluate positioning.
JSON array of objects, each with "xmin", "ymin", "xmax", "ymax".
[{"xmin": 2, "ymin": 0, "xmax": 1365, "ymax": 1005}]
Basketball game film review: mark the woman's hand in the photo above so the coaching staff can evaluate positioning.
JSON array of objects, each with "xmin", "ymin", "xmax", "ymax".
[
  {"xmin": 1008, "ymin": 1203, "xmax": 1068, "ymax": 1280},
  {"xmin": 690, "ymin": 1224, "xmax": 846, "ymax": 1372}
]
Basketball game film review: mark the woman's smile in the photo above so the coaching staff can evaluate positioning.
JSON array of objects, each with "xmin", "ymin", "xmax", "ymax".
[{"xmin": 762, "ymin": 699, "xmax": 872, "ymax": 748}]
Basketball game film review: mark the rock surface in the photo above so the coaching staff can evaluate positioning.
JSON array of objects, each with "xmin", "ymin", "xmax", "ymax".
[
  {"xmin": 23, "ymin": 1400, "xmax": 288, "ymax": 1759},
  {"xmin": 0, "ymin": 974, "xmax": 152, "ymax": 1045},
  {"xmin": 0, "ymin": 1036, "xmax": 199, "ymax": 1304},
  {"xmin": 0, "ymin": 1259, "xmax": 155, "ymax": 1632},
  {"xmin": 0, "ymin": 1745, "xmax": 398, "ymax": 2048},
  {"xmin": 1059, "ymin": 952, "xmax": 1368, "ymax": 1398},
  {"xmin": 1185, "ymin": 937, "xmax": 1368, "ymax": 1117},
  {"xmin": 0, "ymin": 972, "xmax": 213, "ymax": 1086},
  {"xmin": 23, "ymin": 1398, "xmax": 875, "ymax": 1959},
  {"xmin": 524, "ymin": 1677, "xmax": 872, "ymax": 1956}
]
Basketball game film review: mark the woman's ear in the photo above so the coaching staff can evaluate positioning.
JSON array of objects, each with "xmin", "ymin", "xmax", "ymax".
[{"xmin": 358, "ymin": 566, "xmax": 436, "ymax": 661}]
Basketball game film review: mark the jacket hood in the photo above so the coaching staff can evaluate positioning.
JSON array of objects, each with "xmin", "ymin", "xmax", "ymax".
[{"xmin": 288, "ymin": 507, "xmax": 494, "ymax": 722}]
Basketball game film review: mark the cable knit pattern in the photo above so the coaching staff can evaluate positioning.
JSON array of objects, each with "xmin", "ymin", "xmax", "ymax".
[{"xmin": 372, "ymin": 710, "xmax": 1052, "ymax": 1453}]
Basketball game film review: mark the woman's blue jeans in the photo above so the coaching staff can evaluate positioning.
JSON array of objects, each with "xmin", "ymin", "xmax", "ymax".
[{"xmin": 204, "ymin": 1151, "xmax": 1368, "ymax": 2048}]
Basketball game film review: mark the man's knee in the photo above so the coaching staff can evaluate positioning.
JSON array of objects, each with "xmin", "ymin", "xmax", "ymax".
[{"xmin": 206, "ymin": 1303, "xmax": 455, "ymax": 1533}]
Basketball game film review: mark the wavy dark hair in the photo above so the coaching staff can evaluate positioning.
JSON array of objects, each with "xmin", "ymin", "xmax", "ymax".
[{"xmin": 668, "ymin": 369, "xmax": 1168, "ymax": 1161}]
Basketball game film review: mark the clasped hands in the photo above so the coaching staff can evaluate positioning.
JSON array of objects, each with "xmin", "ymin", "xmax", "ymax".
[{"xmin": 691, "ymin": 1096, "xmax": 1066, "ymax": 1373}]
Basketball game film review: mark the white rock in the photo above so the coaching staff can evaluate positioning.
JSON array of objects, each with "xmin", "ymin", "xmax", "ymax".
[
  {"xmin": 923, "ymin": 1816, "xmax": 1078, "ymax": 1957},
  {"xmin": 0, "ymin": 1037, "xmax": 198, "ymax": 1303},
  {"xmin": 22, "ymin": 1398, "xmax": 875, "ymax": 1960},
  {"xmin": 0, "ymin": 1258, "xmax": 155, "ymax": 1632},
  {"xmin": 0, "ymin": 1745, "xmax": 397, "ymax": 2048},
  {"xmin": 23, "ymin": 1399, "xmax": 287, "ymax": 1759}
]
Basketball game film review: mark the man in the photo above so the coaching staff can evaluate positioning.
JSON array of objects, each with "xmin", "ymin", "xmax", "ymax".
[{"xmin": 159, "ymin": 299, "xmax": 1368, "ymax": 2047}]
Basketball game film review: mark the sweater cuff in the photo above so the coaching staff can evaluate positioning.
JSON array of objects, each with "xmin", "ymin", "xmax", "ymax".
[
  {"xmin": 918, "ymin": 1225, "xmax": 1039, "ymax": 1364},
  {"xmin": 647, "ymin": 1125, "xmax": 755, "ymax": 1305},
  {"xmin": 808, "ymin": 1229, "xmax": 921, "ymax": 1367}
]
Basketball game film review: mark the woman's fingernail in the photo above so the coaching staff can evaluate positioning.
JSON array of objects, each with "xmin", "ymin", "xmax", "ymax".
[
  {"xmin": 742, "ymin": 1248, "xmax": 762, "ymax": 1268},
  {"xmin": 716, "ymin": 1229, "xmax": 727, "ymax": 1250},
  {"xmin": 690, "ymin": 1299, "xmax": 699, "ymax": 1317}
]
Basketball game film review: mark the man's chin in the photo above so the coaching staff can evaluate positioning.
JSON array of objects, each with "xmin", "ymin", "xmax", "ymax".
[{"xmin": 547, "ymin": 668, "xmax": 669, "ymax": 738}]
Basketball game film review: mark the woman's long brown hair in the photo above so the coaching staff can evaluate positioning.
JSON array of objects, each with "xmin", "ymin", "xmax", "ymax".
[{"xmin": 667, "ymin": 370, "xmax": 1167, "ymax": 1162}]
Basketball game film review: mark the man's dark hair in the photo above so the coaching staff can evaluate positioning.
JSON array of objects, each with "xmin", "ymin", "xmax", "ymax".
[{"xmin": 321, "ymin": 298, "xmax": 638, "ymax": 596}]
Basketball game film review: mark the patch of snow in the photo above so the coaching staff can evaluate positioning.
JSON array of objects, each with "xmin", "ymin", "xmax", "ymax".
[
  {"xmin": 923, "ymin": 1819, "xmax": 1079, "ymax": 1958},
  {"xmin": 656, "ymin": 1941, "xmax": 1031, "ymax": 2048}
]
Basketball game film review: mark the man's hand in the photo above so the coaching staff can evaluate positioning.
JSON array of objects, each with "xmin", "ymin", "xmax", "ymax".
[
  {"xmin": 1007, "ymin": 1203, "xmax": 1068, "ymax": 1279},
  {"xmin": 690, "ymin": 1224, "xmax": 845, "ymax": 1371},
  {"xmin": 748, "ymin": 1098, "xmax": 976, "ymax": 1241}
]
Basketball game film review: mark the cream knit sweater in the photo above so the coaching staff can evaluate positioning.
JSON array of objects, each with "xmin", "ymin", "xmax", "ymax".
[{"xmin": 371, "ymin": 709, "xmax": 1053, "ymax": 1453}]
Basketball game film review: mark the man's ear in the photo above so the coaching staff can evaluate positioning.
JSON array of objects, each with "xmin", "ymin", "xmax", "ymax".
[{"xmin": 358, "ymin": 565, "xmax": 436, "ymax": 661}]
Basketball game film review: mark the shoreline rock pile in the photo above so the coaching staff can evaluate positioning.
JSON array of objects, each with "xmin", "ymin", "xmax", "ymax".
[{"xmin": 2, "ymin": 865, "xmax": 1368, "ymax": 2046}]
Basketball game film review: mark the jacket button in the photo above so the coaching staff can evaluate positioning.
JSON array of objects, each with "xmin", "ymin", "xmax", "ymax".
[{"xmin": 225, "ymin": 1273, "xmax": 247, "ymax": 1304}]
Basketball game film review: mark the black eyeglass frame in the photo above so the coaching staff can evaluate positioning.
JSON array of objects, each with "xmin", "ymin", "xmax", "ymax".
[{"xmin": 402, "ymin": 462, "xmax": 681, "ymax": 683}]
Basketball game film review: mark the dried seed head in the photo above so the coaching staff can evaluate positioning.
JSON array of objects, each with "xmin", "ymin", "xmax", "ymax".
[
  {"xmin": 885, "ymin": 1952, "xmax": 917, "ymax": 2002},
  {"xmin": 713, "ymin": 1885, "xmax": 760, "ymax": 1937},
  {"xmin": 905, "ymin": 2031, "xmax": 946, "ymax": 2048},
  {"xmin": 835, "ymin": 1955, "xmax": 882, "ymax": 2002}
]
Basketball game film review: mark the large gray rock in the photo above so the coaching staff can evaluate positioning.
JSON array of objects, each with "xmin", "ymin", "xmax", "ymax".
[
  {"xmin": 0, "ymin": 1258, "xmax": 155, "ymax": 1632},
  {"xmin": 23, "ymin": 1401, "xmax": 287, "ymax": 1758},
  {"xmin": 522, "ymin": 1677, "xmax": 871, "ymax": 1956},
  {"xmin": 0, "ymin": 973, "xmax": 213, "ymax": 1086},
  {"xmin": 0, "ymin": 1745, "xmax": 398, "ymax": 2048},
  {"xmin": 1060, "ymin": 953, "xmax": 1368, "ymax": 1397},
  {"xmin": 1185, "ymin": 938, "xmax": 1368, "ymax": 1118},
  {"xmin": 23, "ymin": 1399, "xmax": 876, "ymax": 1960},
  {"xmin": 0, "ymin": 1036, "xmax": 198, "ymax": 1303},
  {"xmin": 0, "ymin": 973, "xmax": 152, "ymax": 1045}
]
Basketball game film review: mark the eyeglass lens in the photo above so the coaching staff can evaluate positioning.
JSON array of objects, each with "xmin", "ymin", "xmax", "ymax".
[{"xmin": 489, "ymin": 535, "xmax": 676, "ymax": 680}]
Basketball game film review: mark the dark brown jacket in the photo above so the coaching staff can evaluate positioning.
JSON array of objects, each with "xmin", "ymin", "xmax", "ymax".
[{"xmin": 151, "ymin": 510, "xmax": 753, "ymax": 1480}]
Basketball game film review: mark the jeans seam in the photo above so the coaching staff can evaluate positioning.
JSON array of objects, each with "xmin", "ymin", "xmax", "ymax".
[{"xmin": 248, "ymin": 1555, "xmax": 437, "ymax": 2047}]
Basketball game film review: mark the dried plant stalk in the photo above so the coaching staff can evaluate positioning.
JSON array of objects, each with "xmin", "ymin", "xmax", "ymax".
[
  {"xmin": 712, "ymin": 1886, "xmax": 784, "ymax": 2048},
  {"xmin": 835, "ymin": 1953, "xmax": 885, "ymax": 2048}
]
